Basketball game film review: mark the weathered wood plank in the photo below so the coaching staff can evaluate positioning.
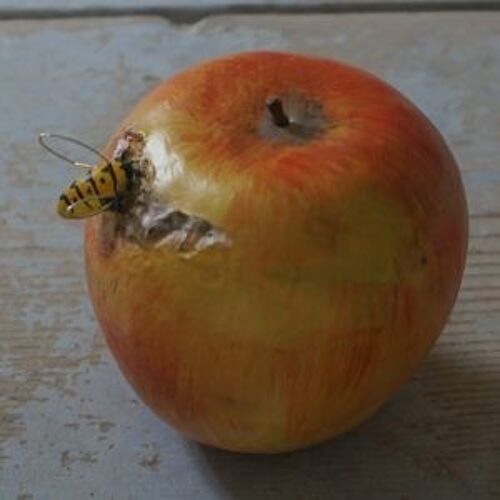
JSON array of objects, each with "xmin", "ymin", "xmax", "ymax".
[
  {"xmin": 1, "ymin": 0, "xmax": 500, "ymax": 16},
  {"xmin": 0, "ymin": 12, "xmax": 499, "ymax": 499}
]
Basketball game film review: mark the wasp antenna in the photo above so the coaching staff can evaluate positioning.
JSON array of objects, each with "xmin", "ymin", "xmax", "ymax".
[{"xmin": 38, "ymin": 132, "xmax": 111, "ymax": 169}]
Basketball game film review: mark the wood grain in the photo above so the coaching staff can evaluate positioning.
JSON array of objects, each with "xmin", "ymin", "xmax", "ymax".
[{"xmin": 0, "ymin": 12, "xmax": 499, "ymax": 500}]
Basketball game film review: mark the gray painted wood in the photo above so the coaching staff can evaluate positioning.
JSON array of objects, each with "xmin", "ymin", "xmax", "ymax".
[{"xmin": 0, "ymin": 12, "xmax": 499, "ymax": 500}]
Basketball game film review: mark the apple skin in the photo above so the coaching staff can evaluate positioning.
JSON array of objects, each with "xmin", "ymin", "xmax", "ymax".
[{"xmin": 85, "ymin": 51, "xmax": 468, "ymax": 453}]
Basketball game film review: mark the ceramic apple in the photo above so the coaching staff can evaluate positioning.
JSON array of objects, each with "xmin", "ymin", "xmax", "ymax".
[{"xmin": 84, "ymin": 51, "xmax": 468, "ymax": 453}]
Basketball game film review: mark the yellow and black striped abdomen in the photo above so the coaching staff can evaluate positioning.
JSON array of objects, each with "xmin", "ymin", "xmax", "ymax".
[{"xmin": 57, "ymin": 160, "xmax": 131, "ymax": 219}]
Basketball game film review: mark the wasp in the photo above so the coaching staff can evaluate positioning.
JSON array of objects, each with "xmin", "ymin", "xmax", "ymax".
[{"xmin": 38, "ymin": 132, "xmax": 143, "ymax": 219}]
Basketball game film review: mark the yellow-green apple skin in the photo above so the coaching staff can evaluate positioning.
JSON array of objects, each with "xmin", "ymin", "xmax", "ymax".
[{"xmin": 85, "ymin": 52, "xmax": 468, "ymax": 453}]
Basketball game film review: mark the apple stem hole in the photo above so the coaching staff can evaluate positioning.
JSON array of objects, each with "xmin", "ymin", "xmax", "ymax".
[{"xmin": 266, "ymin": 98, "xmax": 290, "ymax": 128}]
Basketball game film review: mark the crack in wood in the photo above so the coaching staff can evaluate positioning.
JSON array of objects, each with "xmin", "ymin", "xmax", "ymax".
[{"xmin": 1, "ymin": 2, "xmax": 500, "ymax": 23}]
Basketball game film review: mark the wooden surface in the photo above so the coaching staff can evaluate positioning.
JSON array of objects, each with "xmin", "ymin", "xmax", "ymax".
[
  {"xmin": 1, "ymin": 0, "xmax": 500, "ymax": 20},
  {"xmin": 0, "ymin": 9, "xmax": 499, "ymax": 500},
  {"xmin": 2, "ymin": 0, "xmax": 500, "ymax": 10}
]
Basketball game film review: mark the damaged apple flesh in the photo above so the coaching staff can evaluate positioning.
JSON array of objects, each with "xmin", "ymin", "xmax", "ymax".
[
  {"xmin": 85, "ymin": 52, "xmax": 467, "ymax": 453},
  {"xmin": 104, "ymin": 130, "xmax": 230, "ymax": 256}
]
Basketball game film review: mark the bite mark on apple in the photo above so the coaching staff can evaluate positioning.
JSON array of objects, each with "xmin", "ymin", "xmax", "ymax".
[
  {"xmin": 119, "ymin": 196, "xmax": 230, "ymax": 257},
  {"xmin": 106, "ymin": 130, "xmax": 231, "ymax": 257}
]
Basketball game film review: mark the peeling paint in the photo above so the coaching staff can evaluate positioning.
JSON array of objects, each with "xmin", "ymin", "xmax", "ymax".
[{"xmin": 139, "ymin": 452, "xmax": 161, "ymax": 471}]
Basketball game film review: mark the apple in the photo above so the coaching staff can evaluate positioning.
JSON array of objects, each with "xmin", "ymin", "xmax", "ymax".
[{"xmin": 85, "ymin": 51, "xmax": 468, "ymax": 453}]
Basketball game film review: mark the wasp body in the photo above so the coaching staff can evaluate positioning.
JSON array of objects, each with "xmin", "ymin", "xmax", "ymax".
[
  {"xmin": 39, "ymin": 132, "xmax": 143, "ymax": 219},
  {"xmin": 57, "ymin": 158, "xmax": 137, "ymax": 219}
]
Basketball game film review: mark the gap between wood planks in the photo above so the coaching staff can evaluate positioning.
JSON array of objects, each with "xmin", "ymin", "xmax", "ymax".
[{"xmin": 1, "ymin": 2, "xmax": 500, "ymax": 23}]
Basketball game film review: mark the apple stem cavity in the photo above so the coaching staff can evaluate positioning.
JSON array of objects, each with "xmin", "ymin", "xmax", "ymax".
[{"xmin": 260, "ymin": 92, "xmax": 327, "ymax": 144}]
